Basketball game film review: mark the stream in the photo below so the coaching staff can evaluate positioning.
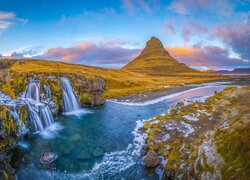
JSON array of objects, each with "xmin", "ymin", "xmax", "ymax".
[{"xmin": 14, "ymin": 81, "xmax": 246, "ymax": 179}]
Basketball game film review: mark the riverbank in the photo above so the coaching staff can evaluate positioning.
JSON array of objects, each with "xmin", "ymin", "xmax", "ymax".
[{"xmin": 141, "ymin": 85, "xmax": 250, "ymax": 179}]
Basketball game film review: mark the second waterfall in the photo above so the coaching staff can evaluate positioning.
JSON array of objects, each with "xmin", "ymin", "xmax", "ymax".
[{"xmin": 61, "ymin": 77, "xmax": 80, "ymax": 112}]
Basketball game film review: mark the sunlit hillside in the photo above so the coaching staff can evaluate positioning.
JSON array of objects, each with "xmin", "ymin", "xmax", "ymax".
[{"xmin": 0, "ymin": 58, "xmax": 225, "ymax": 99}]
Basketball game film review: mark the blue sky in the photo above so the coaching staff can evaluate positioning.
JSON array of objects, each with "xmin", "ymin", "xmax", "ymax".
[{"xmin": 0, "ymin": 0, "xmax": 249, "ymax": 70}]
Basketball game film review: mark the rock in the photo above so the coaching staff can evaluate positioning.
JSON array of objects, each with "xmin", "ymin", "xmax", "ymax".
[
  {"xmin": 76, "ymin": 151, "xmax": 92, "ymax": 160},
  {"xmin": 162, "ymin": 169, "xmax": 175, "ymax": 180},
  {"xmin": 144, "ymin": 150, "xmax": 160, "ymax": 168},
  {"xmin": 92, "ymin": 147, "xmax": 104, "ymax": 157},
  {"xmin": 141, "ymin": 144, "xmax": 148, "ymax": 156},
  {"xmin": 40, "ymin": 152, "xmax": 58, "ymax": 164}
]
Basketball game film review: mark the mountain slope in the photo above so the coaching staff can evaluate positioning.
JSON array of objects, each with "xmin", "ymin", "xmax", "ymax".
[{"xmin": 122, "ymin": 36, "xmax": 199, "ymax": 75}]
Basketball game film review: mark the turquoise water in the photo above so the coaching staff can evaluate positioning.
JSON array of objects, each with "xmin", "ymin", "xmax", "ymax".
[{"xmin": 17, "ymin": 85, "xmax": 227, "ymax": 179}]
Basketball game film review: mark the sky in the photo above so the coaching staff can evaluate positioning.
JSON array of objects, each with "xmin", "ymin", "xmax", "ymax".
[{"xmin": 0, "ymin": 0, "xmax": 249, "ymax": 70}]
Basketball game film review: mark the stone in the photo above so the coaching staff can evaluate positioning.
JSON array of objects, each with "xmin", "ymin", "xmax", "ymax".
[
  {"xmin": 144, "ymin": 150, "xmax": 160, "ymax": 168},
  {"xmin": 92, "ymin": 147, "xmax": 104, "ymax": 157},
  {"xmin": 76, "ymin": 151, "xmax": 92, "ymax": 160},
  {"xmin": 40, "ymin": 152, "xmax": 58, "ymax": 164},
  {"xmin": 141, "ymin": 144, "xmax": 148, "ymax": 156},
  {"xmin": 162, "ymin": 169, "xmax": 175, "ymax": 180}
]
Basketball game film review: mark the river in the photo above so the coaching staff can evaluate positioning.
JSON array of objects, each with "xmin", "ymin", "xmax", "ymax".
[{"xmin": 15, "ymin": 81, "xmax": 244, "ymax": 179}]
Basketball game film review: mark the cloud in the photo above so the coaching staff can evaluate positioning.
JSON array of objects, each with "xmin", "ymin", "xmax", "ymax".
[
  {"xmin": 41, "ymin": 39, "xmax": 141, "ymax": 66},
  {"xmin": 167, "ymin": 45, "xmax": 250, "ymax": 68},
  {"xmin": 168, "ymin": 0, "xmax": 233, "ymax": 16},
  {"xmin": 0, "ymin": 11, "xmax": 27, "ymax": 30},
  {"xmin": 162, "ymin": 21, "xmax": 176, "ymax": 36},
  {"xmin": 181, "ymin": 20, "xmax": 208, "ymax": 43},
  {"xmin": 213, "ymin": 21, "xmax": 250, "ymax": 60},
  {"xmin": 0, "ymin": 11, "xmax": 15, "ymax": 20},
  {"xmin": 1, "ymin": 46, "xmax": 42, "ymax": 58},
  {"xmin": 121, "ymin": 0, "xmax": 161, "ymax": 14}
]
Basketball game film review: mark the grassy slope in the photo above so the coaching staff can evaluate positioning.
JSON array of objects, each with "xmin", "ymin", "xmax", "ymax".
[{"xmin": 5, "ymin": 59, "xmax": 227, "ymax": 98}]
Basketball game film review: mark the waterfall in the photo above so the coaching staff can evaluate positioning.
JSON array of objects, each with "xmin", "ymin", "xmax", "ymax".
[
  {"xmin": 25, "ymin": 80, "xmax": 40, "ymax": 103},
  {"xmin": 61, "ymin": 77, "xmax": 80, "ymax": 112},
  {"xmin": 24, "ymin": 80, "xmax": 54, "ymax": 132}
]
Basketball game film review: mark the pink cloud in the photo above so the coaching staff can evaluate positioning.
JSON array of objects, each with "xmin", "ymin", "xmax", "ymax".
[
  {"xmin": 121, "ymin": 0, "xmax": 161, "ymax": 14},
  {"xmin": 213, "ymin": 21, "xmax": 250, "ymax": 60},
  {"xmin": 162, "ymin": 21, "xmax": 176, "ymax": 36},
  {"xmin": 0, "ymin": 11, "xmax": 15, "ymax": 20},
  {"xmin": 168, "ymin": 0, "xmax": 233, "ymax": 16},
  {"xmin": 181, "ymin": 20, "xmax": 208, "ymax": 43},
  {"xmin": 121, "ymin": 0, "xmax": 135, "ymax": 13},
  {"xmin": 41, "ymin": 39, "xmax": 141, "ymax": 66},
  {"xmin": 0, "ymin": 11, "xmax": 27, "ymax": 30},
  {"xmin": 167, "ymin": 45, "xmax": 250, "ymax": 67}
]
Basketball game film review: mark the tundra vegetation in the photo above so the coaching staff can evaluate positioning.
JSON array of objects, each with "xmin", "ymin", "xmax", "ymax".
[{"xmin": 143, "ymin": 86, "xmax": 250, "ymax": 179}]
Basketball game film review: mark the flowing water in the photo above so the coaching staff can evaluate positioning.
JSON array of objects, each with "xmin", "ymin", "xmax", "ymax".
[
  {"xmin": 15, "ymin": 82, "xmax": 233, "ymax": 179},
  {"xmin": 24, "ymin": 80, "xmax": 55, "ymax": 132},
  {"xmin": 61, "ymin": 77, "xmax": 80, "ymax": 112}
]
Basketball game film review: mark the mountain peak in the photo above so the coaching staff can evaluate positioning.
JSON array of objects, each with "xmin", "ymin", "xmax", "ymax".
[
  {"xmin": 122, "ymin": 36, "xmax": 198, "ymax": 75},
  {"xmin": 140, "ymin": 36, "xmax": 169, "ymax": 57},
  {"xmin": 147, "ymin": 36, "xmax": 163, "ymax": 47}
]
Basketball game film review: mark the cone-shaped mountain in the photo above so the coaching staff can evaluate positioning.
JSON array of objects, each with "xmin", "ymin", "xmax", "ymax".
[{"xmin": 122, "ymin": 36, "xmax": 199, "ymax": 75}]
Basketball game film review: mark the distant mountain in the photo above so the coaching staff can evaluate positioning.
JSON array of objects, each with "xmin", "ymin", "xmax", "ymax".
[
  {"xmin": 205, "ymin": 68, "xmax": 250, "ymax": 74},
  {"xmin": 122, "ymin": 36, "xmax": 199, "ymax": 75}
]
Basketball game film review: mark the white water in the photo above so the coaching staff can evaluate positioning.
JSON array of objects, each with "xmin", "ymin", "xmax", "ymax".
[
  {"xmin": 24, "ymin": 80, "xmax": 54, "ymax": 132},
  {"xmin": 61, "ymin": 77, "xmax": 80, "ymax": 112},
  {"xmin": 25, "ymin": 80, "xmax": 40, "ymax": 103}
]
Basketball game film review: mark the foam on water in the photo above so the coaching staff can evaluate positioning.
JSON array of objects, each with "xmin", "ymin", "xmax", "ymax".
[
  {"xmin": 63, "ymin": 109, "xmax": 92, "ymax": 117},
  {"xmin": 36, "ymin": 122, "xmax": 64, "ymax": 139}
]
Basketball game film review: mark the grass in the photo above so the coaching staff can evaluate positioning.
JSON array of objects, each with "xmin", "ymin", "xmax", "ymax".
[{"xmin": 1, "ymin": 58, "xmax": 227, "ymax": 99}]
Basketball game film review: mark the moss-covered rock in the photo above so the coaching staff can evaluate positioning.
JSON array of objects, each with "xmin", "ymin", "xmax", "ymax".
[
  {"xmin": 143, "ymin": 86, "xmax": 250, "ymax": 179},
  {"xmin": 0, "ymin": 104, "xmax": 28, "ymax": 179}
]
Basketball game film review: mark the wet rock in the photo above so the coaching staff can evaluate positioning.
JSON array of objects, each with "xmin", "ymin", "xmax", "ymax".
[
  {"xmin": 40, "ymin": 152, "xmax": 58, "ymax": 164},
  {"xmin": 92, "ymin": 147, "xmax": 104, "ymax": 157},
  {"xmin": 70, "ymin": 134, "xmax": 81, "ymax": 142},
  {"xmin": 141, "ymin": 144, "xmax": 148, "ymax": 156},
  {"xmin": 162, "ymin": 169, "xmax": 175, "ymax": 180},
  {"xmin": 76, "ymin": 151, "xmax": 92, "ymax": 160},
  {"xmin": 4, "ymin": 163, "xmax": 15, "ymax": 175},
  {"xmin": 144, "ymin": 150, "xmax": 160, "ymax": 168}
]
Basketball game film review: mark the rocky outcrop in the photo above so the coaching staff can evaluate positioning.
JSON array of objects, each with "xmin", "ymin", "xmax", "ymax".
[
  {"xmin": 144, "ymin": 150, "xmax": 160, "ymax": 168},
  {"xmin": 72, "ymin": 76, "xmax": 105, "ymax": 106},
  {"xmin": 143, "ymin": 86, "xmax": 250, "ymax": 179},
  {"xmin": 0, "ymin": 104, "xmax": 28, "ymax": 179}
]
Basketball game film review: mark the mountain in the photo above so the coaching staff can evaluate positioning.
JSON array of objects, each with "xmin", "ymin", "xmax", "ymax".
[
  {"xmin": 205, "ymin": 68, "xmax": 250, "ymax": 74},
  {"xmin": 122, "ymin": 36, "xmax": 199, "ymax": 75}
]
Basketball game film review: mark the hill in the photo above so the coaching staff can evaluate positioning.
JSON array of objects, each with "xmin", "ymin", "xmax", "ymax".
[
  {"xmin": 122, "ymin": 36, "xmax": 199, "ymax": 75},
  {"xmin": 205, "ymin": 68, "xmax": 250, "ymax": 75}
]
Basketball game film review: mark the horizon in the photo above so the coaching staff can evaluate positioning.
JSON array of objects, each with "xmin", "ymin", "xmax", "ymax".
[{"xmin": 0, "ymin": 0, "xmax": 250, "ymax": 70}]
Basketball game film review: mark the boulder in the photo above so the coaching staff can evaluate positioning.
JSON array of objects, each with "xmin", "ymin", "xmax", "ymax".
[
  {"xmin": 40, "ymin": 152, "xmax": 58, "ymax": 164},
  {"xmin": 144, "ymin": 150, "xmax": 160, "ymax": 168}
]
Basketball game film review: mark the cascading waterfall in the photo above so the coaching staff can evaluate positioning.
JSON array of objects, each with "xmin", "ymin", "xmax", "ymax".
[
  {"xmin": 24, "ymin": 80, "xmax": 54, "ymax": 132},
  {"xmin": 25, "ymin": 81, "xmax": 40, "ymax": 103},
  {"xmin": 61, "ymin": 77, "xmax": 80, "ymax": 112}
]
